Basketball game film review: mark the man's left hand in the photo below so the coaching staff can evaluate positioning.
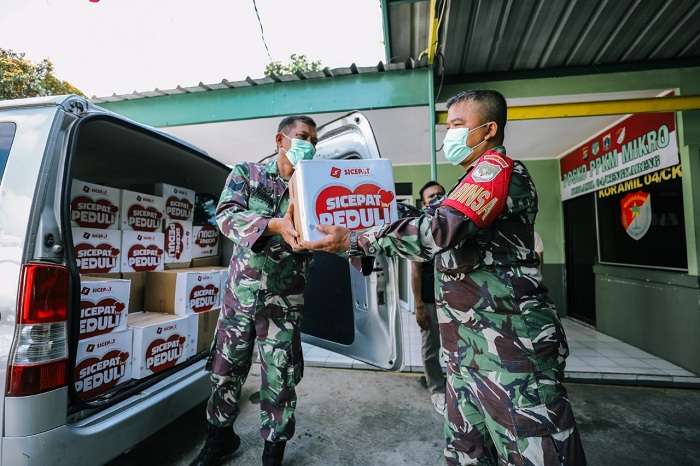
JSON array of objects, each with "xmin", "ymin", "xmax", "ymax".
[{"xmin": 301, "ymin": 224, "xmax": 351, "ymax": 253}]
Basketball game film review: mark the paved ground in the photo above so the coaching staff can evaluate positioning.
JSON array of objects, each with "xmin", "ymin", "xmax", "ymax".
[{"xmin": 107, "ymin": 365, "xmax": 700, "ymax": 466}]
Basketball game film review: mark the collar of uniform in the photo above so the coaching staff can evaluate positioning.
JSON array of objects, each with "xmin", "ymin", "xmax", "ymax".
[
  {"xmin": 266, "ymin": 158, "xmax": 285, "ymax": 179},
  {"xmin": 492, "ymin": 145, "xmax": 506, "ymax": 155}
]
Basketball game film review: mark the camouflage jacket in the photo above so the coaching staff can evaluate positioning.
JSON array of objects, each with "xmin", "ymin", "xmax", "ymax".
[
  {"xmin": 216, "ymin": 159, "xmax": 311, "ymax": 318},
  {"xmin": 357, "ymin": 147, "xmax": 568, "ymax": 373}
]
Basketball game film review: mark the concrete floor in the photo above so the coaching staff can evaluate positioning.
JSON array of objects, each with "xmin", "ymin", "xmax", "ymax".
[
  {"xmin": 107, "ymin": 364, "xmax": 700, "ymax": 466},
  {"xmin": 302, "ymin": 315, "xmax": 699, "ymax": 387}
]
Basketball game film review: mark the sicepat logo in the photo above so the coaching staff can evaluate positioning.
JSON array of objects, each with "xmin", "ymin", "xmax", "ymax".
[
  {"xmin": 127, "ymin": 244, "xmax": 163, "ymax": 271},
  {"xmin": 165, "ymin": 196, "xmax": 193, "ymax": 220},
  {"xmin": 166, "ymin": 222, "xmax": 185, "ymax": 259},
  {"xmin": 344, "ymin": 167, "xmax": 371, "ymax": 176},
  {"xmin": 71, "ymin": 196, "xmax": 119, "ymax": 229},
  {"xmin": 127, "ymin": 204, "xmax": 163, "ymax": 232},
  {"xmin": 190, "ymin": 284, "xmax": 219, "ymax": 313},
  {"xmin": 195, "ymin": 226, "xmax": 218, "ymax": 248},
  {"xmin": 146, "ymin": 334, "xmax": 186, "ymax": 373},
  {"xmin": 75, "ymin": 350, "xmax": 129, "ymax": 398},
  {"xmin": 80, "ymin": 298, "xmax": 126, "ymax": 339},
  {"xmin": 330, "ymin": 167, "xmax": 341, "ymax": 178},
  {"xmin": 315, "ymin": 184, "xmax": 394, "ymax": 230},
  {"xmin": 75, "ymin": 243, "xmax": 119, "ymax": 273}
]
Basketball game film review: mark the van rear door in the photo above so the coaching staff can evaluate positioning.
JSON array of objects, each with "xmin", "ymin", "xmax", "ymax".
[{"xmin": 300, "ymin": 112, "xmax": 403, "ymax": 371}]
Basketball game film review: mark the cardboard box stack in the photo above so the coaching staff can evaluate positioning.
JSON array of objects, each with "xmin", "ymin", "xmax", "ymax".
[
  {"xmin": 71, "ymin": 179, "xmax": 223, "ymax": 387},
  {"xmin": 75, "ymin": 276, "xmax": 133, "ymax": 399},
  {"xmin": 289, "ymin": 159, "xmax": 399, "ymax": 242},
  {"xmin": 71, "ymin": 180, "xmax": 122, "ymax": 275}
]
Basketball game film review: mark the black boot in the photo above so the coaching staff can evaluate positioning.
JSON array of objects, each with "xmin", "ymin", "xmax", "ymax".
[
  {"xmin": 189, "ymin": 424, "xmax": 241, "ymax": 466},
  {"xmin": 262, "ymin": 440, "xmax": 286, "ymax": 466}
]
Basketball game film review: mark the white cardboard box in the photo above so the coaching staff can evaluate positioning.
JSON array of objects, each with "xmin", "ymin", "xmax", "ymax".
[
  {"xmin": 75, "ymin": 329, "xmax": 133, "ymax": 399},
  {"xmin": 144, "ymin": 268, "xmax": 222, "ymax": 315},
  {"xmin": 73, "ymin": 228, "xmax": 122, "ymax": 274},
  {"xmin": 155, "ymin": 183, "xmax": 195, "ymax": 222},
  {"xmin": 128, "ymin": 312, "xmax": 188, "ymax": 379},
  {"xmin": 121, "ymin": 231, "xmax": 165, "ymax": 273},
  {"xmin": 79, "ymin": 277, "xmax": 131, "ymax": 340},
  {"xmin": 191, "ymin": 225, "xmax": 220, "ymax": 258},
  {"xmin": 70, "ymin": 179, "xmax": 121, "ymax": 230},
  {"xmin": 120, "ymin": 189, "xmax": 164, "ymax": 232},
  {"xmin": 163, "ymin": 220, "xmax": 192, "ymax": 264},
  {"xmin": 290, "ymin": 159, "xmax": 399, "ymax": 242}
]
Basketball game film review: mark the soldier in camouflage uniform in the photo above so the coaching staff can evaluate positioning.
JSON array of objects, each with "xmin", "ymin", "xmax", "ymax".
[
  {"xmin": 189, "ymin": 115, "xmax": 318, "ymax": 466},
  {"xmin": 302, "ymin": 90, "xmax": 586, "ymax": 465}
]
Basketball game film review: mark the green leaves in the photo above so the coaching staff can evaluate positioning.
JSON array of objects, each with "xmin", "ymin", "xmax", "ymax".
[
  {"xmin": 264, "ymin": 54, "xmax": 322, "ymax": 76},
  {"xmin": 0, "ymin": 48, "xmax": 84, "ymax": 100}
]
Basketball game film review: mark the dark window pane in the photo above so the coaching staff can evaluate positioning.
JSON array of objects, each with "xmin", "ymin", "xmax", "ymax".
[{"xmin": 597, "ymin": 164, "xmax": 686, "ymax": 270}]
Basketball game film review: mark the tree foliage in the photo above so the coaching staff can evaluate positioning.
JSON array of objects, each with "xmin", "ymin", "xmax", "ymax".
[
  {"xmin": 264, "ymin": 54, "xmax": 323, "ymax": 76},
  {"xmin": 0, "ymin": 48, "xmax": 84, "ymax": 100}
]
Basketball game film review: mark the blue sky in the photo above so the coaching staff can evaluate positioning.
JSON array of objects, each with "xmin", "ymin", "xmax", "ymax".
[{"xmin": 0, "ymin": 0, "xmax": 385, "ymax": 97}]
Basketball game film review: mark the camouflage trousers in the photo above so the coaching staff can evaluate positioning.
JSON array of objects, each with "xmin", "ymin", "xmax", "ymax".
[
  {"xmin": 206, "ymin": 302, "xmax": 304, "ymax": 442},
  {"xmin": 444, "ymin": 359, "xmax": 587, "ymax": 466}
]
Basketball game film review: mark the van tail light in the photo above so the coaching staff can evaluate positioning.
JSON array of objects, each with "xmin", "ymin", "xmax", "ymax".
[{"xmin": 6, "ymin": 263, "xmax": 69, "ymax": 397}]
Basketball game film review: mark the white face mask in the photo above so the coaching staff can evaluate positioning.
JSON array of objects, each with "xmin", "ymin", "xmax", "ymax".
[{"xmin": 442, "ymin": 123, "xmax": 488, "ymax": 165}]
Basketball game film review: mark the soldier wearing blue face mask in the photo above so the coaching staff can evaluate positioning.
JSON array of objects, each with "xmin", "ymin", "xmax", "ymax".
[{"xmin": 189, "ymin": 115, "xmax": 317, "ymax": 466}]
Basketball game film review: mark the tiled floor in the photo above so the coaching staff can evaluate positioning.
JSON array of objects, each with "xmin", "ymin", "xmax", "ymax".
[{"xmin": 302, "ymin": 312, "xmax": 700, "ymax": 386}]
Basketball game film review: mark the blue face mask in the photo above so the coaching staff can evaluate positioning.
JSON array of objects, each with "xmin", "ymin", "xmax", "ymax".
[
  {"xmin": 282, "ymin": 134, "xmax": 316, "ymax": 167},
  {"xmin": 442, "ymin": 123, "xmax": 488, "ymax": 165}
]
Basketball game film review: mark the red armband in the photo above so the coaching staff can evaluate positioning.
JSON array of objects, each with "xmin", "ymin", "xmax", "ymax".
[{"xmin": 441, "ymin": 151, "xmax": 513, "ymax": 228}]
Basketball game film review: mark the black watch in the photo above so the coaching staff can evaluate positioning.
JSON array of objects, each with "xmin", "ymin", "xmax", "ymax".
[{"xmin": 347, "ymin": 230, "xmax": 363, "ymax": 256}]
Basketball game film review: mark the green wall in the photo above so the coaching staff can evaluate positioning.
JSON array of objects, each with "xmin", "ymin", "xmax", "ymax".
[{"xmin": 595, "ymin": 265, "xmax": 700, "ymax": 374}]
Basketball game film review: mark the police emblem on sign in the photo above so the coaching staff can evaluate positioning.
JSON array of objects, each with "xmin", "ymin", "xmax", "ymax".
[
  {"xmin": 471, "ymin": 161, "xmax": 501, "ymax": 182},
  {"xmin": 621, "ymin": 190, "xmax": 651, "ymax": 241},
  {"xmin": 592, "ymin": 141, "xmax": 600, "ymax": 156}
]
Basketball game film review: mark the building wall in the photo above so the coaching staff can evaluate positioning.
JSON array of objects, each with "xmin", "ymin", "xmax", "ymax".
[{"xmin": 595, "ymin": 265, "xmax": 700, "ymax": 374}]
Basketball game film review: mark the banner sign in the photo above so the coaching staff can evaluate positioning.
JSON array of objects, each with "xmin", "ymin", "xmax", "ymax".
[{"xmin": 560, "ymin": 112, "xmax": 679, "ymax": 201}]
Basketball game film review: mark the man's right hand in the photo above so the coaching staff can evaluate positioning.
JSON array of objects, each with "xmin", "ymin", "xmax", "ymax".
[
  {"xmin": 267, "ymin": 204, "xmax": 305, "ymax": 250},
  {"xmin": 415, "ymin": 302, "xmax": 431, "ymax": 331}
]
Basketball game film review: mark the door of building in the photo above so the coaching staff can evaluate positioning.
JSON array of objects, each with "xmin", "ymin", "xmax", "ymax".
[{"xmin": 563, "ymin": 192, "xmax": 597, "ymax": 324}]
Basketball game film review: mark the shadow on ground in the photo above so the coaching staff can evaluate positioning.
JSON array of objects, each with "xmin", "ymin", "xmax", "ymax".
[{"xmin": 107, "ymin": 366, "xmax": 700, "ymax": 465}]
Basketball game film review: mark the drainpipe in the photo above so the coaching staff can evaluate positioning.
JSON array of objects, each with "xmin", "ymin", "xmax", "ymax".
[
  {"xmin": 428, "ymin": 67, "xmax": 437, "ymax": 181},
  {"xmin": 426, "ymin": 0, "xmax": 439, "ymax": 181}
]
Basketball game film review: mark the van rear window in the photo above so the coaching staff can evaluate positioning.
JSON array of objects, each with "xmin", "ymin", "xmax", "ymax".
[{"xmin": 0, "ymin": 122, "xmax": 17, "ymax": 182}]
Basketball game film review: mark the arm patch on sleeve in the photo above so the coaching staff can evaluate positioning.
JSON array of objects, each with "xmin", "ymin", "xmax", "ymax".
[{"xmin": 441, "ymin": 151, "xmax": 514, "ymax": 228}]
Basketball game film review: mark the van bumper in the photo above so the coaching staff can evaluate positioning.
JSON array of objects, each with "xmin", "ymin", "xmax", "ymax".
[{"xmin": 1, "ymin": 361, "xmax": 210, "ymax": 466}]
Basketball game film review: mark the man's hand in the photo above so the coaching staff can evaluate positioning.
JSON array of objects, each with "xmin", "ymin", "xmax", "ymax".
[
  {"xmin": 301, "ymin": 224, "xmax": 351, "ymax": 253},
  {"xmin": 268, "ymin": 204, "xmax": 305, "ymax": 250},
  {"xmin": 415, "ymin": 301, "xmax": 431, "ymax": 331}
]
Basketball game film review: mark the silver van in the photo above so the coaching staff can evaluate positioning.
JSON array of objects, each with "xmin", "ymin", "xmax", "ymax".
[{"xmin": 0, "ymin": 95, "xmax": 402, "ymax": 465}]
